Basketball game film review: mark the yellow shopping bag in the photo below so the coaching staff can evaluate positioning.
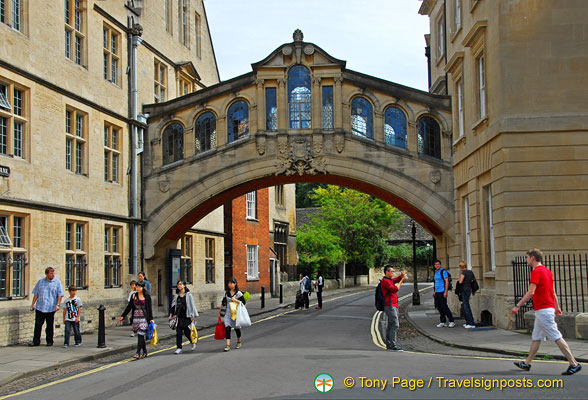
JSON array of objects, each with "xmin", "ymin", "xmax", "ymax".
[
  {"xmin": 230, "ymin": 301, "xmax": 238, "ymax": 321},
  {"xmin": 150, "ymin": 327, "xmax": 159, "ymax": 346},
  {"xmin": 189, "ymin": 323, "xmax": 198, "ymax": 343}
]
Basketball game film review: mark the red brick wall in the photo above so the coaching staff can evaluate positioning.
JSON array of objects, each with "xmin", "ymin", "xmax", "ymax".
[{"xmin": 230, "ymin": 188, "xmax": 270, "ymax": 294}]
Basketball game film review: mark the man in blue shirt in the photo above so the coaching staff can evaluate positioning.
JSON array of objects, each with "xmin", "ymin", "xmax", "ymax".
[
  {"xmin": 433, "ymin": 260, "xmax": 455, "ymax": 328},
  {"xmin": 29, "ymin": 267, "xmax": 64, "ymax": 346}
]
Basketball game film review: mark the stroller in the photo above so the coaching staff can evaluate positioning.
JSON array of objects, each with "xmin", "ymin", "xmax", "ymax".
[{"xmin": 294, "ymin": 290, "xmax": 303, "ymax": 309}]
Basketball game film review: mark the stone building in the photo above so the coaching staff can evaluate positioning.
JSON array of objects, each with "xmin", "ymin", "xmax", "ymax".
[
  {"xmin": 419, "ymin": 0, "xmax": 588, "ymax": 328},
  {"xmin": 0, "ymin": 0, "xmax": 220, "ymax": 345}
]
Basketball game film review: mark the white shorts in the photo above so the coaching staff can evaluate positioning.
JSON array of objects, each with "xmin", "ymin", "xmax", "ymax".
[{"xmin": 532, "ymin": 308, "xmax": 562, "ymax": 342}]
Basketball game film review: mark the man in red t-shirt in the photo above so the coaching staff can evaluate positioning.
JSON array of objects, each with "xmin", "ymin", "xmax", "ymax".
[
  {"xmin": 380, "ymin": 265, "xmax": 407, "ymax": 351},
  {"xmin": 511, "ymin": 248, "xmax": 581, "ymax": 375}
]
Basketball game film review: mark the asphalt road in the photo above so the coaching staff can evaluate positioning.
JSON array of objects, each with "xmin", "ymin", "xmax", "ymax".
[{"xmin": 4, "ymin": 287, "xmax": 586, "ymax": 400}]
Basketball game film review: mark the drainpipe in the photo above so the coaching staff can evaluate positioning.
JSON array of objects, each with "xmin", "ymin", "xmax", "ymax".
[{"xmin": 129, "ymin": 19, "xmax": 143, "ymax": 276}]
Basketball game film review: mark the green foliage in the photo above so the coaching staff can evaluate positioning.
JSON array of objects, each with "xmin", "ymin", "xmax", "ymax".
[
  {"xmin": 296, "ymin": 185, "xmax": 404, "ymax": 272},
  {"xmin": 295, "ymin": 183, "xmax": 327, "ymax": 208}
]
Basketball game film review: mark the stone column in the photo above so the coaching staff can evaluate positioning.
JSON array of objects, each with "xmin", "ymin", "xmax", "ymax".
[
  {"xmin": 312, "ymin": 77, "xmax": 321, "ymax": 130},
  {"xmin": 256, "ymin": 79, "xmax": 265, "ymax": 132},
  {"xmin": 374, "ymin": 111, "xmax": 384, "ymax": 143},
  {"xmin": 278, "ymin": 78, "xmax": 288, "ymax": 131},
  {"xmin": 407, "ymin": 120, "xmax": 418, "ymax": 154},
  {"xmin": 334, "ymin": 76, "xmax": 343, "ymax": 130}
]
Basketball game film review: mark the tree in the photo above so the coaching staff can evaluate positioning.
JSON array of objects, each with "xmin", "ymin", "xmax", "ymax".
[{"xmin": 295, "ymin": 183, "xmax": 327, "ymax": 208}]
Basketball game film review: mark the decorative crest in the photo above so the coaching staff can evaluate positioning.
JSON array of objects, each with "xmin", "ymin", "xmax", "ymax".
[{"xmin": 293, "ymin": 29, "xmax": 304, "ymax": 42}]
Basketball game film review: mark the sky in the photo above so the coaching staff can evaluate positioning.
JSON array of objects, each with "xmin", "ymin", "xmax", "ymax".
[{"xmin": 204, "ymin": 0, "xmax": 431, "ymax": 91}]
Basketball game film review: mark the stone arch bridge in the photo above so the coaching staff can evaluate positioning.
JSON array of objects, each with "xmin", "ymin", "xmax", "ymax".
[{"xmin": 142, "ymin": 30, "xmax": 454, "ymax": 264}]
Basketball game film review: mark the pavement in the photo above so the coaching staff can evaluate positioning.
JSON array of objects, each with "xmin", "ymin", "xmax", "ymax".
[
  {"xmin": 2, "ymin": 283, "xmax": 587, "ymax": 388},
  {"xmin": 405, "ymin": 286, "xmax": 588, "ymax": 363}
]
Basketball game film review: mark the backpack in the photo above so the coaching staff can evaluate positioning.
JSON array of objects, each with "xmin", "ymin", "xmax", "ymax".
[
  {"xmin": 304, "ymin": 276, "xmax": 312, "ymax": 291},
  {"xmin": 375, "ymin": 282, "xmax": 385, "ymax": 311},
  {"xmin": 440, "ymin": 268, "xmax": 453, "ymax": 291}
]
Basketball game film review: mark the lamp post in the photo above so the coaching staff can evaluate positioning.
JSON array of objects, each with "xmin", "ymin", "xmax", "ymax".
[{"xmin": 411, "ymin": 220, "xmax": 420, "ymax": 305}]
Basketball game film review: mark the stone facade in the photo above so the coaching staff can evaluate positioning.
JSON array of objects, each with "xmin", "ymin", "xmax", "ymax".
[
  {"xmin": 0, "ymin": 0, "xmax": 220, "ymax": 345},
  {"xmin": 419, "ymin": 0, "xmax": 588, "ymax": 329}
]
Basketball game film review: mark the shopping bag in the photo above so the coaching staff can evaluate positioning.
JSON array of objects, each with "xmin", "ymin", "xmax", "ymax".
[
  {"xmin": 169, "ymin": 315, "xmax": 178, "ymax": 330},
  {"xmin": 214, "ymin": 316, "xmax": 226, "ymax": 340},
  {"xmin": 189, "ymin": 322, "xmax": 198, "ymax": 343},
  {"xmin": 150, "ymin": 327, "xmax": 159, "ymax": 346},
  {"xmin": 243, "ymin": 291, "xmax": 251, "ymax": 302},
  {"xmin": 235, "ymin": 303, "xmax": 251, "ymax": 328},
  {"xmin": 230, "ymin": 301, "xmax": 238, "ymax": 321},
  {"xmin": 146, "ymin": 321, "xmax": 156, "ymax": 340}
]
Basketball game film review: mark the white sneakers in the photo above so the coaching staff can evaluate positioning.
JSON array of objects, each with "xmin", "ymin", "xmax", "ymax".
[
  {"xmin": 448, "ymin": 322, "xmax": 456, "ymax": 328},
  {"xmin": 191, "ymin": 343, "xmax": 197, "ymax": 351},
  {"xmin": 463, "ymin": 324, "xmax": 476, "ymax": 329},
  {"xmin": 436, "ymin": 322, "xmax": 456, "ymax": 328},
  {"xmin": 174, "ymin": 348, "xmax": 182, "ymax": 354}
]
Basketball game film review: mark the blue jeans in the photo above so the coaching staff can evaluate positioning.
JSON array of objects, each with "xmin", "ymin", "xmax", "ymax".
[
  {"xmin": 434, "ymin": 292, "xmax": 454, "ymax": 323},
  {"xmin": 462, "ymin": 290, "xmax": 475, "ymax": 326},
  {"xmin": 64, "ymin": 321, "xmax": 81, "ymax": 345},
  {"xmin": 384, "ymin": 306, "xmax": 399, "ymax": 348}
]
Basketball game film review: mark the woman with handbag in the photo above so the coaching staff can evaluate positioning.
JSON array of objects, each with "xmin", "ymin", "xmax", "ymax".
[
  {"xmin": 221, "ymin": 277, "xmax": 246, "ymax": 352},
  {"xmin": 458, "ymin": 261, "xmax": 476, "ymax": 329},
  {"xmin": 120, "ymin": 281, "xmax": 154, "ymax": 359},
  {"xmin": 169, "ymin": 280, "xmax": 199, "ymax": 354}
]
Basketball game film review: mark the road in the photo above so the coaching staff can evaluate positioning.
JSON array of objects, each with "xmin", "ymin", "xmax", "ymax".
[{"xmin": 3, "ymin": 287, "xmax": 586, "ymax": 400}]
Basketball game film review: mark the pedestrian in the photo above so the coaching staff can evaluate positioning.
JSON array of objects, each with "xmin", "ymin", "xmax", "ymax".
[
  {"xmin": 314, "ymin": 270, "xmax": 324, "ymax": 309},
  {"xmin": 120, "ymin": 281, "xmax": 154, "ymax": 359},
  {"xmin": 169, "ymin": 280, "xmax": 198, "ymax": 354},
  {"xmin": 512, "ymin": 248, "xmax": 582, "ymax": 375},
  {"xmin": 299, "ymin": 273, "xmax": 310, "ymax": 309},
  {"xmin": 221, "ymin": 277, "xmax": 245, "ymax": 352},
  {"xmin": 62, "ymin": 285, "xmax": 83, "ymax": 348},
  {"xmin": 380, "ymin": 265, "xmax": 407, "ymax": 351},
  {"xmin": 137, "ymin": 271, "xmax": 151, "ymax": 292},
  {"xmin": 457, "ymin": 261, "xmax": 476, "ymax": 329},
  {"xmin": 433, "ymin": 259, "xmax": 455, "ymax": 328},
  {"xmin": 127, "ymin": 280, "xmax": 137, "ymax": 337},
  {"xmin": 29, "ymin": 267, "xmax": 64, "ymax": 347}
]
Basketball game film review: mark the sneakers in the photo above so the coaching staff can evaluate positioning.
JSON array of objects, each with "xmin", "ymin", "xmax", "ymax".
[
  {"xmin": 464, "ymin": 324, "xmax": 476, "ymax": 329},
  {"xmin": 62, "ymin": 344, "xmax": 69, "ymax": 348},
  {"xmin": 436, "ymin": 322, "xmax": 448, "ymax": 328},
  {"xmin": 130, "ymin": 333, "xmax": 135, "ymax": 337},
  {"xmin": 562, "ymin": 363, "xmax": 582, "ymax": 375},
  {"xmin": 386, "ymin": 344, "xmax": 404, "ymax": 352},
  {"xmin": 235, "ymin": 341, "xmax": 242, "ymax": 349},
  {"xmin": 174, "ymin": 348, "xmax": 182, "ymax": 354},
  {"xmin": 191, "ymin": 343, "xmax": 197, "ymax": 351},
  {"xmin": 27, "ymin": 342, "xmax": 40, "ymax": 347},
  {"xmin": 75, "ymin": 343, "xmax": 81, "ymax": 347},
  {"xmin": 223, "ymin": 345, "xmax": 230, "ymax": 352},
  {"xmin": 514, "ymin": 361, "xmax": 531, "ymax": 371},
  {"xmin": 448, "ymin": 322, "xmax": 456, "ymax": 328}
]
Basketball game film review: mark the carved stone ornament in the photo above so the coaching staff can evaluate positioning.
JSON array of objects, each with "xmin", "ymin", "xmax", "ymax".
[
  {"xmin": 293, "ymin": 29, "xmax": 304, "ymax": 42},
  {"xmin": 159, "ymin": 177, "xmax": 170, "ymax": 193},
  {"xmin": 312, "ymin": 134, "xmax": 323, "ymax": 154},
  {"xmin": 334, "ymin": 132, "xmax": 345, "ymax": 153},
  {"xmin": 282, "ymin": 46, "xmax": 293, "ymax": 56},
  {"xmin": 256, "ymin": 135, "xmax": 266, "ymax": 155},
  {"xmin": 277, "ymin": 135, "xmax": 288, "ymax": 154},
  {"xmin": 303, "ymin": 44, "xmax": 315, "ymax": 55},
  {"xmin": 430, "ymin": 170, "xmax": 441, "ymax": 184},
  {"xmin": 275, "ymin": 136, "xmax": 327, "ymax": 176}
]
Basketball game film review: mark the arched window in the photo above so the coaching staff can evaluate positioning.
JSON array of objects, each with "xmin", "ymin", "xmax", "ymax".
[
  {"xmin": 288, "ymin": 65, "xmax": 311, "ymax": 129},
  {"xmin": 195, "ymin": 112, "xmax": 216, "ymax": 153},
  {"xmin": 417, "ymin": 116, "xmax": 441, "ymax": 159},
  {"xmin": 227, "ymin": 100, "xmax": 249, "ymax": 143},
  {"xmin": 162, "ymin": 123, "xmax": 183, "ymax": 165},
  {"xmin": 351, "ymin": 97, "xmax": 373, "ymax": 139},
  {"xmin": 384, "ymin": 106, "xmax": 407, "ymax": 148}
]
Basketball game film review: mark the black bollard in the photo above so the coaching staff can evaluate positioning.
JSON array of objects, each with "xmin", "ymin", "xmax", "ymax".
[
  {"xmin": 97, "ymin": 304, "xmax": 106, "ymax": 348},
  {"xmin": 279, "ymin": 284, "xmax": 283, "ymax": 304},
  {"xmin": 261, "ymin": 286, "xmax": 265, "ymax": 308}
]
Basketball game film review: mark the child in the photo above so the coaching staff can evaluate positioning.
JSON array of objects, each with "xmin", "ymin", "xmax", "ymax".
[
  {"xmin": 62, "ymin": 285, "xmax": 82, "ymax": 348},
  {"xmin": 127, "ymin": 280, "xmax": 137, "ymax": 337}
]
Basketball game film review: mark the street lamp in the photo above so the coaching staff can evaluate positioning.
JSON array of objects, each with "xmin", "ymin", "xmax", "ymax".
[{"xmin": 411, "ymin": 220, "xmax": 420, "ymax": 305}]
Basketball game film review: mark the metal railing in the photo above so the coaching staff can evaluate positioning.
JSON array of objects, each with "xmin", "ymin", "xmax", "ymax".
[{"xmin": 513, "ymin": 253, "xmax": 587, "ymax": 329}]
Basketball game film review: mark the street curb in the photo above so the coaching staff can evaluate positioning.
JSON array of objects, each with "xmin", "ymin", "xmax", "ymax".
[
  {"xmin": 0, "ymin": 286, "xmax": 373, "ymax": 388},
  {"xmin": 402, "ymin": 294, "xmax": 588, "ymax": 364}
]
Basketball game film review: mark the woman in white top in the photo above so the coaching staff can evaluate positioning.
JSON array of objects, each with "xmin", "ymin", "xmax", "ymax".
[{"xmin": 221, "ymin": 277, "xmax": 246, "ymax": 352}]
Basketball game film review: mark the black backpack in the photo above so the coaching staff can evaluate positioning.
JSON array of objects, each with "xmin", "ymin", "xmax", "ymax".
[
  {"xmin": 375, "ymin": 279, "xmax": 391, "ymax": 311},
  {"xmin": 440, "ymin": 268, "xmax": 453, "ymax": 291}
]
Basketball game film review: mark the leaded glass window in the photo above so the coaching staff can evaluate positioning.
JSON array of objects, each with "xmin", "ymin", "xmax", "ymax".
[
  {"xmin": 265, "ymin": 88, "xmax": 277, "ymax": 131},
  {"xmin": 417, "ymin": 116, "xmax": 441, "ymax": 159},
  {"xmin": 351, "ymin": 97, "xmax": 373, "ymax": 139},
  {"xmin": 162, "ymin": 123, "xmax": 184, "ymax": 165},
  {"xmin": 195, "ymin": 112, "xmax": 216, "ymax": 153},
  {"xmin": 384, "ymin": 107, "xmax": 407, "ymax": 148},
  {"xmin": 227, "ymin": 100, "xmax": 249, "ymax": 143},
  {"xmin": 322, "ymin": 86, "xmax": 333, "ymax": 130},
  {"xmin": 288, "ymin": 65, "xmax": 311, "ymax": 129}
]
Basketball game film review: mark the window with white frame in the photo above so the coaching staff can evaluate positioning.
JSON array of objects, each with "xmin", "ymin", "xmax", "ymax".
[
  {"xmin": 194, "ymin": 11, "xmax": 201, "ymax": 58},
  {"xmin": 65, "ymin": 107, "xmax": 87, "ymax": 175},
  {"xmin": 464, "ymin": 197, "xmax": 472, "ymax": 268},
  {"xmin": 103, "ymin": 24, "xmax": 120, "ymax": 85},
  {"xmin": 1, "ymin": 0, "xmax": 25, "ymax": 33},
  {"xmin": 246, "ymin": 244, "xmax": 258, "ymax": 279},
  {"xmin": 104, "ymin": 225, "xmax": 121, "ymax": 288},
  {"xmin": 246, "ymin": 191, "xmax": 257, "ymax": 220},
  {"xmin": 178, "ymin": 0, "xmax": 189, "ymax": 47},
  {"xmin": 486, "ymin": 185, "xmax": 496, "ymax": 271},
  {"xmin": 154, "ymin": 60, "xmax": 167, "ymax": 103},
  {"xmin": 0, "ymin": 213, "xmax": 28, "ymax": 298},
  {"xmin": 477, "ymin": 54, "xmax": 486, "ymax": 118},
  {"xmin": 437, "ymin": 16, "xmax": 444, "ymax": 59},
  {"xmin": 65, "ymin": 0, "xmax": 86, "ymax": 66},
  {"xmin": 165, "ymin": 0, "xmax": 172, "ymax": 33},
  {"xmin": 65, "ymin": 221, "xmax": 87, "ymax": 289},
  {"xmin": 457, "ymin": 78, "xmax": 464, "ymax": 137},
  {"xmin": 104, "ymin": 123, "xmax": 120, "ymax": 183},
  {"xmin": 0, "ymin": 79, "xmax": 28, "ymax": 159},
  {"xmin": 454, "ymin": 0, "xmax": 462, "ymax": 32}
]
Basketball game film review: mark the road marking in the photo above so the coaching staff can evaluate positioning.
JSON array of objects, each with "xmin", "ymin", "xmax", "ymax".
[{"xmin": 0, "ymin": 289, "xmax": 370, "ymax": 399}]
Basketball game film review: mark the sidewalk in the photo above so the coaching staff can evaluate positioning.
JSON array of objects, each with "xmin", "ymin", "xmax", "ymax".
[
  {"xmin": 405, "ymin": 287, "xmax": 588, "ymax": 363},
  {"xmin": 0, "ymin": 285, "xmax": 371, "ymax": 387}
]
